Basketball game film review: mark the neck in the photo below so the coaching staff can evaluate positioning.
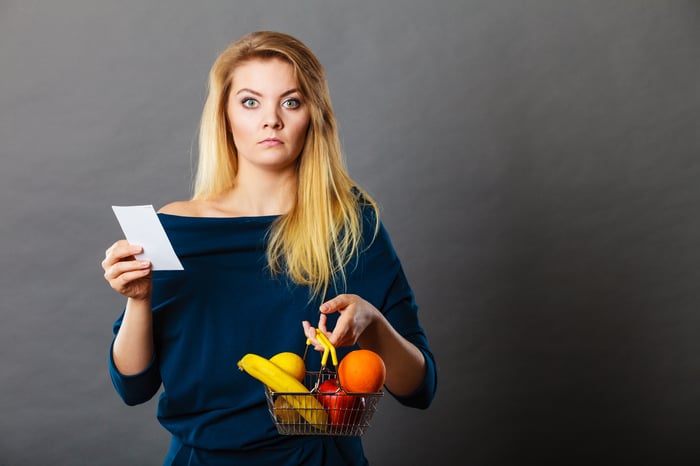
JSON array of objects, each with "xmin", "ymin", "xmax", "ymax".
[{"xmin": 221, "ymin": 168, "xmax": 298, "ymax": 217}]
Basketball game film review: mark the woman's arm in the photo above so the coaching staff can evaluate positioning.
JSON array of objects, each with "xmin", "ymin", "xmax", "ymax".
[
  {"xmin": 102, "ymin": 240, "xmax": 155, "ymax": 375},
  {"xmin": 304, "ymin": 294, "xmax": 426, "ymax": 397},
  {"xmin": 112, "ymin": 297, "xmax": 155, "ymax": 375}
]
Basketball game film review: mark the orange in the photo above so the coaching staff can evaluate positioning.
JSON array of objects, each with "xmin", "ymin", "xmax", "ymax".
[{"xmin": 337, "ymin": 349, "xmax": 386, "ymax": 393}]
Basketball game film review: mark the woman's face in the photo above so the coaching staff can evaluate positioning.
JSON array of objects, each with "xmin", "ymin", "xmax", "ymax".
[{"xmin": 227, "ymin": 58, "xmax": 310, "ymax": 175}]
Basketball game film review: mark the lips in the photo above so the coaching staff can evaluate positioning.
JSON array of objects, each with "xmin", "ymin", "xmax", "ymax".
[{"xmin": 259, "ymin": 137, "xmax": 282, "ymax": 146}]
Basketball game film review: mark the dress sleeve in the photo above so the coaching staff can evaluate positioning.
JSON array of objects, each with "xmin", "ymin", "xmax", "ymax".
[
  {"xmin": 356, "ymin": 219, "xmax": 438, "ymax": 409},
  {"xmin": 381, "ymin": 264, "xmax": 438, "ymax": 409},
  {"xmin": 108, "ymin": 313, "xmax": 162, "ymax": 406}
]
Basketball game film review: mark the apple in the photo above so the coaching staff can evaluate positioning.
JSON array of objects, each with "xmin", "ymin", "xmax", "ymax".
[{"xmin": 316, "ymin": 378, "xmax": 364, "ymax": 428}]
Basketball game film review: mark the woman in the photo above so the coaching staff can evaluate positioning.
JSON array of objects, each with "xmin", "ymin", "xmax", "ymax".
[{"xmin": 102, "ymin": 31, "xmax": 437, "ymax": 465}]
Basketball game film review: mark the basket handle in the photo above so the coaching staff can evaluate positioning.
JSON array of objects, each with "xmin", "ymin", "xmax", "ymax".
[{"xmin": 306, "ymin": 328, "xmax": 338, "ymax": 369}]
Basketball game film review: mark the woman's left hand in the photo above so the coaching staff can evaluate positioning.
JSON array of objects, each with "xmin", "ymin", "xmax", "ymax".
[{"xmin": 302, "ymin": 294, "xmax": 379, "ymax": 350}]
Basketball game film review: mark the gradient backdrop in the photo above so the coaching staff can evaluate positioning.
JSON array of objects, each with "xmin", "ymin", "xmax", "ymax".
[{"xmin": 2, "ymin": 1, "xmax": 700, "ymax": 465}]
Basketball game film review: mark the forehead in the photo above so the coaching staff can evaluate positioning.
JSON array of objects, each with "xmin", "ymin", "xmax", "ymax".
[{"xmin": 230, "ymin": 58, "xmax": 298, "ymax": 92}]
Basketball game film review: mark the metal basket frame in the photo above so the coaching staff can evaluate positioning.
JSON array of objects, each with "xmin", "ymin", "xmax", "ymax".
[
  {"xmin": 265, "ymin": 329, "xmax": 383, "ymax": 436},
  {"xmin": 265, "ymin": 371, "xmax": 382, "ymax": 436}
]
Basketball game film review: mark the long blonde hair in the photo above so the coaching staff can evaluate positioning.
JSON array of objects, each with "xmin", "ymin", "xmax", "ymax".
[{"xmin": 194, "ymin": 31, "xmax": 379, "ymax": 299}]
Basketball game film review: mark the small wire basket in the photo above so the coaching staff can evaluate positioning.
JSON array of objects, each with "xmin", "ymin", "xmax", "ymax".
[
  {"xmin": 265, "ymin": 371, "xmax": 383, "ymax": 436},
  {"xmin": 264, "ymin": 330, "xmax": 383, "ymax": 436}
]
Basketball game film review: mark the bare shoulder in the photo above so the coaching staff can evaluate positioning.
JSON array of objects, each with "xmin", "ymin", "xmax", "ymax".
[
  {"xmin": 158, "ymin": 200, "xmax": 202, "ymax": 217},
  {"xmin": 158, "ymin": 192, "xmax": 240, "ymax": 217}
]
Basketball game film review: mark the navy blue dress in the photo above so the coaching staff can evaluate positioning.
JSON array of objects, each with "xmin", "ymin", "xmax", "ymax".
[{"xmin": 109, "ymin": 209, "xmax": 437, "ymax": 465}]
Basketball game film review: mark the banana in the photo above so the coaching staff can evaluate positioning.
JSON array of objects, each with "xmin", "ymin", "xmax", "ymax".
[{"xmin": 237, "ymin": 353, "xmax": 328, "ymax": 430}]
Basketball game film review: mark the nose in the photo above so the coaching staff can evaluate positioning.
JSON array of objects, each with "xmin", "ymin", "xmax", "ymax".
[{"xmin": 262, "ymin": 108, "xmax": 283, "ymax": 129}]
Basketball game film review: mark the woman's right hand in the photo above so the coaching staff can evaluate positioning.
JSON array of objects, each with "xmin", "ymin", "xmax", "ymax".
[{"xmin": 102, "ymin": 240, "xmax": 153, "ymax": 301}]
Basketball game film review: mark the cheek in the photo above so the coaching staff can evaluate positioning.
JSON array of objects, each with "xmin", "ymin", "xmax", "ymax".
[
  {"xmin": 229, "ymin": 113, "xmax": 255, "ymax": 142},
  {"xmin": 291, "ymin": 115, "xmax": 311, "ymax": 145}
]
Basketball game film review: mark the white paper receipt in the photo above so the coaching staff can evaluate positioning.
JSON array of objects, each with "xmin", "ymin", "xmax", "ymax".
[{"xmin": 112, "ymin": 205, "xmax": 184, "ymax": 271}]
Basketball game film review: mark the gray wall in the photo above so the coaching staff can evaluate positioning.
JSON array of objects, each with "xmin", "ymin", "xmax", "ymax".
[{"xmin": 2, "ymin": 1, "xmax": 699, "ymax": 464}]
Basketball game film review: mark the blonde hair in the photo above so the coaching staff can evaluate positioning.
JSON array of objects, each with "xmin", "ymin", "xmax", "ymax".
[{"xmin": 194, "ymin": 31, "xmax": 379, "ymax": 299}]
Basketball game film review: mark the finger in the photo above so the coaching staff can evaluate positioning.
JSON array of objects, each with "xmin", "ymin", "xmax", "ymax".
[
  {"xmin": 102, "ymin": 251, "xmax": 132, "ymax": 271},
  {"xmin": 327, "ymin": 325, "xmax": 348, "ymax": 348},
  {"xmin": 105, "ymin": 259, "xmax": 151, "ymax": 282},
  {"xmin": 319, "ymin": 294, "xmax": 352, "ymax": 314},
  {"xmin": 317, "ymin": 314, "xmax": 331, "ymax": 336},
  {"xmin": 317, "ymin": 317, "xmax": 337, "ymax": 348},
  {"xmin": 302, "ymin": 320, "xmax": 314, "ymax": 339},
  {"xmin": 116, "ymin": 267, "xmax": 151, "ymax": 285},
  {"xmin": 104, "ymin": 240, "xmax": 125, "ymax": 259},
  {"xmin": 301, "ymin": 320, "xmax": 324, "ymax": 352},
  {"xmin": 102, "ymin": 242, "xmax": 122, "ymax": 270},
  {"xmin": 109, "ymin": 270, "xmax": 151, "ymax": 296},
  {"xmin": 107, "ymin": 241, "xmax": 143, "ymax": 263},
  {"xmin": 325, "ymin": 314, "xmax": 352, "ymax": 348}
]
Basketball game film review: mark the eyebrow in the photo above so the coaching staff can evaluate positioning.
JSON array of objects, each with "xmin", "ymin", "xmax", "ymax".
[{"xmin": 234, "ymin": 88, "xmax": 301, "ymax": 98}]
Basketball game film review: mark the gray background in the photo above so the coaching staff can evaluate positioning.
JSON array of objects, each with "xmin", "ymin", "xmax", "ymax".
[{"xmin": 1, "ymin": 0, "xmax": 699, "ymax": 465}]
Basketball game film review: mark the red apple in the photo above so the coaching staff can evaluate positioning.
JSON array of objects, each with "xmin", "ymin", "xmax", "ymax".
[{"xmin": 316, "ymin": 378, "xmax": 364, "ymax": 428}]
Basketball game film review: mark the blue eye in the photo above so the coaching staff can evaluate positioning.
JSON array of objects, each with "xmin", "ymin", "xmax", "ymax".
[
  {"xmin": 282, "ymin": 98, "xmax": 301, "ymax": 109},
  {"xmin": 241, "ymin": 98, "xmax": 259, "ymax": 108}
]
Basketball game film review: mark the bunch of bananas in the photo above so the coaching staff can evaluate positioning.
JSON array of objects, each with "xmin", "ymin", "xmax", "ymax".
[{"xmin": 237, "ymin": 350, "xmax": 329, "ymax": 430}]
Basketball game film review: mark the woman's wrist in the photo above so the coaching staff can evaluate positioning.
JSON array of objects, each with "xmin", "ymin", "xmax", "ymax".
[
  {"xmin": 357, "ymin": 307, "xmax": 384, "ymax": 350},
  {"xmin": 126, "ymin": 295, "xmax": 152, "ymax": 313}
]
